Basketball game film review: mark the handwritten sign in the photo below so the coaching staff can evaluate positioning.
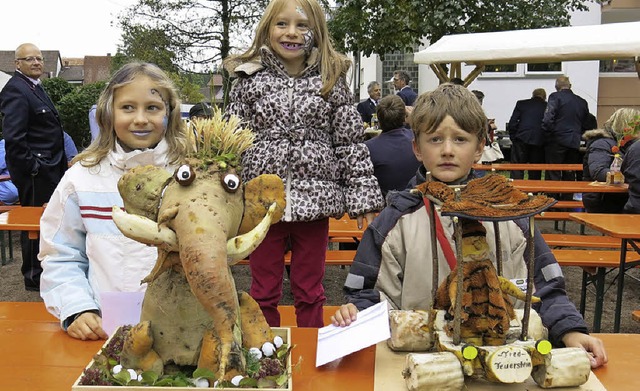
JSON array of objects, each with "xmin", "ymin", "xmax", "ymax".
[{"xmin": 489, "ymin": 346, "xmax": 532, "ymax": 383}]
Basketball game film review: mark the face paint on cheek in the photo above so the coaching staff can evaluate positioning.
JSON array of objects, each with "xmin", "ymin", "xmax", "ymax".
[
  {"xmin": 303, "ymin": 30, "xmax": 314, "ymax": 54},
  {"xmin": 162, "ymin": 116, "xmax": 168, "ymax": 131}
]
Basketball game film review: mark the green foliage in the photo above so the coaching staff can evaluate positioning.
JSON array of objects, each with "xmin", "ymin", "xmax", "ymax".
[
  {"xmin": 117, "ymin": 0, "xmax": 270, "ymax": 72},
  {"xmin": 328, "ymin": 0, "xmax": 591, "ymax": 57},
  {"xmin": 57, "ymin": 82, "xmax": 107, "ymax": 150},
  {"xmin": 42, "ymin": 77, "xmax": 75, "ymax": 106},
  {"xmin": 168, "ymin": 72, "xmax": 205, "ymax": 104},
  {"xmin": 116, "ymin": 0, "xmax": 270, "ymax": 106},
  {"xmin": 119, "ymin": 24, "xmax": 179, "ymax": 73}
]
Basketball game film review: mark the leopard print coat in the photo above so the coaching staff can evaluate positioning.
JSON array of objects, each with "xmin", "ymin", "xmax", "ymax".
[{"xmin": 226, "ymin": 47, "xmax": 384, "ymax": 222}]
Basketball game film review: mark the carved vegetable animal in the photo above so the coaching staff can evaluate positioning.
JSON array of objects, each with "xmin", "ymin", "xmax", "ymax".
[{"xmin": 112, "ymin": 112, "xmax": 285, "ymax": 382}]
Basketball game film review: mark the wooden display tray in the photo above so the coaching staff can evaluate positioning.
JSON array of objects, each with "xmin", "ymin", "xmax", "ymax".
[
  {"xmin": 72, "ymin": 327, "xmax": 292, "ymax": 391},
  {"xmin": 373, "ymin": 341, "xmax": 605, "ymax": 390}
]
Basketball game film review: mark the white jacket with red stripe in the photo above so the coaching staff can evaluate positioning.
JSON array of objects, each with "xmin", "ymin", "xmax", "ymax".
[{"xmin": 39, "ymin": 140, "xmax": 175, "ymax": 330}]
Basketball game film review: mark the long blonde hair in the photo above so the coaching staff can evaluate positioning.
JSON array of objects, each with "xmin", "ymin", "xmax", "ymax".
[
  {"xmin": 223, "ymin": 0, "xmax": 351, "ymax": 98},
  {"xmin": 73, "ymin": 62, "xmax": 190, "ymax": 167}
]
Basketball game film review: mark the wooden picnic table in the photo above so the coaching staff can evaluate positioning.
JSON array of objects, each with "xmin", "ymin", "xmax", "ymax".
[
  {"xmin": 0, "ymin": 301, "xmax": 636, "ymax": 390},
  {"xmin": 473, "ymin": 163, "xmax": 583, "ymax": 171},
  {"xmin": 569, "ymin": 212, "xmax": 640, "ymax": 333},
  {"xmin": 0, "ymin": 206, "xmax": 43, "ymax": 239},
  {"xmin": 510, "ymin": 180, "xmax": 628, "ymax": 194}
]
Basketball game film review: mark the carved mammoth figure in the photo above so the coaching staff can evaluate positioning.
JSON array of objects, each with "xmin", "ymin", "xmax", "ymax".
[{"xmin": 111, "ymin": 117, "xmax": 285, "ymax": 382}]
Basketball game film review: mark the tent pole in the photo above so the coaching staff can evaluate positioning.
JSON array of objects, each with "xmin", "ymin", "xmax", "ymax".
[
  {"xmin": 430, "ymin": 64, "xmax": 449, "ymax": 83},
  {"xmin": 463, "ymin": 64, "xmax": 486, "ymax": 86}
]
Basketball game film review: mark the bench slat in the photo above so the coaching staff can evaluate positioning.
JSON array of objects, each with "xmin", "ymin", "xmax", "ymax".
[
  {"xmin": 237, "ymin": 250, "xmax": 356, "ymax": 266},
  {"xmin": 542, "ymin": 233, "xmax": 620, "ymax": 248},
  {"xmin": 552, "ymin": 248, "xmax": 626, "ymax": 267}
]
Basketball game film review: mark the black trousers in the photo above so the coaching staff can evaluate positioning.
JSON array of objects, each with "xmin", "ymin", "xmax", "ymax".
[
  {"xmin": 544, "ymin": 143, "xmax": 581, "ymax": 181},
  {"xmin": 13, "ymin": 168, "xmax": 63, "ymax": 290},
  {"xmin": 510, "ymin": 139, "xmax": 545, "ymax": 180}
]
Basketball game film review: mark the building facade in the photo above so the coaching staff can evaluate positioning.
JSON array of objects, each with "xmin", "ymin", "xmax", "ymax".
[{"xmin": 356, "ymin": 1, "xmax": 640, "ymax": 130}]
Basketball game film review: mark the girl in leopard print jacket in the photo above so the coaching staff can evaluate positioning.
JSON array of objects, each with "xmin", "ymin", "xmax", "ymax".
[{"xmin": 223, "ymin": 0, "xmax": 384, "ymax": 328}]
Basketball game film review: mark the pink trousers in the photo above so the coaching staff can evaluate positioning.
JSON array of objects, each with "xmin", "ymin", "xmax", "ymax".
[{"xmin": 249, "ymin": 218, "xmax": 329, "ymax": 327}]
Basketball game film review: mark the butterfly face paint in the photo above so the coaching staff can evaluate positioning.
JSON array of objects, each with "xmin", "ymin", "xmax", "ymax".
[{"xmin": 302, "ymin": 30, "xmax": 314, "ymax": 55}]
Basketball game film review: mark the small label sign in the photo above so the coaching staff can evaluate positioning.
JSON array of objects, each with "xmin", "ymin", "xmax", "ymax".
[{"xmin": 489, "ymin": 346, "xmax": 532, "ymax": 383}]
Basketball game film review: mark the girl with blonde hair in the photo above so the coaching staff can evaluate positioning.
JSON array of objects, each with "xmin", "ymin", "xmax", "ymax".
[
  {"xmin": 223, "ymin": 0, "xmax": 384, "ymax": 327},
  {"xmin": 40, "ymin": 62, "xmax": 191, "ymax": 340}
]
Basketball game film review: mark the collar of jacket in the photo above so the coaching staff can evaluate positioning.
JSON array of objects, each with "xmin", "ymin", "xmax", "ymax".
[
  {"xmin": 583, "ymin": 128, "xmax": 615, "ymax": 141},
  {"xmin": 233, "ymin": 46, "xmax": 319, "ymax": 78},
  {"xmin": 109, "ymin": 138, "xmax": 170, "ymax": 172},
  {"xmin": 414, "ymin": 165, "xmax": 476, "ymax": 187}
]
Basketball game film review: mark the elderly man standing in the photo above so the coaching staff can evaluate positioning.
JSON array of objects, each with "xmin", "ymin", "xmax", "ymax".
[
  {"xmin": 507, "ymin": 88, "xmax": 547, "ymax": 179},
  {"xmin": 542, "ymin": 76, "xmax": 589, "ymax": 182},
  {"xmin": 356, "ymin": 81, "xmax": 381, "ymax": 124},
  {"xmin": 0, "ymin": 43, "xmax": 67, "ymax": 291}
]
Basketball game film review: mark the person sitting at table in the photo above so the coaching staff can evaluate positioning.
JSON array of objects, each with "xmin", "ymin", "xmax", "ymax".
[
  {"xmin": 0, "ymin": 134, "xmax": 77, "ymax": 205},
  {"xmin": 330, "ymin": 83, "xmax": 608, "ymax": 369},
  {"xmin": 582, "ymin": 108, "xmax": 639, "ymax": 213},
  {"xmin": 39, "ymin": 63, "xmax": 191, "ymax": 341},
  {"xmin": 364, "ymin": 95, "xmax": 420, "ymax": 200},
  {"xmin": 620, "ymin": 112, "xmax": 640, "ymax": 214},
  {"xmin": 0, "ymin": 139, "xmax": 19, "ymax": 205}
]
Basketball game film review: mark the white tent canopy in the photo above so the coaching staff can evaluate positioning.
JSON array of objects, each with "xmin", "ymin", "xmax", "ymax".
[{"xmin": 414, "ymin": 22, "xmax": 640, "ymax": 83}]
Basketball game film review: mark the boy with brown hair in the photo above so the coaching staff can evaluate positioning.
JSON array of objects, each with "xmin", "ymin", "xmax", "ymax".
[{"xmin": 331, "ymin": 83, "xmax": 607, "ymax": 368}]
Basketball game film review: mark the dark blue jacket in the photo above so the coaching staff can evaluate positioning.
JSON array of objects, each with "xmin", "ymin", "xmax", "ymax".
[
  {"xmin": 542, "ymin": 89, "xmax": 589, "ymax": 149},
  {"xmin": 507, "ymin": 97, "xmax": 546, "ymax": 146},
  {"xmin": 356, "ymin": 98, "xmax": 377, "ymax": 124},
  {"xmin": 364, "ymin": 127, "xmax": 421, "ymax": 199},
  {"xmin": 622, "ymin": 139, "xmax": 640, "ymax": 213},
  {"xmin": 397, "ymin": 86, "xmax": 417, "ymax": 106}
]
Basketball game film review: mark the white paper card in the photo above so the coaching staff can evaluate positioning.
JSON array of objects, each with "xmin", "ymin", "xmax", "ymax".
[
  {"xmin": 100, "ymin": 291, "xmax": 144, "ymax": 336},
  {"xmin": 315, "ymin": 300, "xmax": 390, "ymax": 367}
]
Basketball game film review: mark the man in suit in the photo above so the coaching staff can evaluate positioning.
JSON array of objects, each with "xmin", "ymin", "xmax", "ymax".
[
  {"xmin": 0, "ymin": 43, "xmax": 68, "ymax": 291},
  {"xmin": 391, "ymin": 70, "xmax": 417, "ymax": 106},
  {"xmin": 507, "ymin": 88, "xmax": 547, "ymax": 180},
  {"xmin": 542, "ymin": 76, "xmax": 589, "ymax": 182},
  {"xmin": 356, "ymin": 81, "xmax": 381, "ymax": 124}
]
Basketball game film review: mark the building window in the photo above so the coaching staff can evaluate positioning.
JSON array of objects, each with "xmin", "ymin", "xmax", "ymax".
[
  {"xmin": 483, "ymin": 64, "xmax": 518, "ymax": 73},
  {"xmin": 600, "ymin": 58, "xmax": 636, "ymax": 73},
  {"xmin": 526, "ymin": 62, "xmax": 562, "ymax": 73}
]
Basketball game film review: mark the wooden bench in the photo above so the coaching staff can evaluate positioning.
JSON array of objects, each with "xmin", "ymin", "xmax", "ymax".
[
  {"xmin": 0, "ymin": 205, "xmax": 20, "ymax": 265},
  {"xmin": 237, "ymin": 250, "xmax": 356, "ymax": 267},
  {"xmin": 542, "ymin": 233, "xmax": 621, "ymax": 248},
  {"xmin": 551, "ymin": 200, "xmax": 584, "ymax": 209},
  {"xmin": 473, "ymin": 163, "xmax": 583, "ymax": 173},
  {"xmin": 552, "ymin": 248, "xmax": 640, "ymax": 332},
  {"xmin": 278, "ymin": 305, "xmax": 340, "ymax": 327}
]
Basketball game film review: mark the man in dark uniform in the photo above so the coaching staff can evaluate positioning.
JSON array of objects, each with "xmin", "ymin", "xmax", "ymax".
[
  {"xmin": 356, "ymin": 81, "xmax": 381, "ymax": 124},
  {"xmin": 507, "ymin": 88, "xmax": 547, "ymax": 179},
  {"xmin": 0, "ymin": 43, "xmax": 68, "ymax": 291},
  {"xmin": 542, "ymin": 76, "xmax": 589, "ymax": 182}
]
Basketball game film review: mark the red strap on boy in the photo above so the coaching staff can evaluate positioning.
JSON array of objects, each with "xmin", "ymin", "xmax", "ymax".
[{"xmin": 423, "ymin": 197, "xmax": 457, "ymax": 270}]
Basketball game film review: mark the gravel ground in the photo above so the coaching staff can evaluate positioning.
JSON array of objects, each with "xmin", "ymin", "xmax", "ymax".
[{"xmin": 1, "ymin": 220, "xmax": 639, "ymax": 334}]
